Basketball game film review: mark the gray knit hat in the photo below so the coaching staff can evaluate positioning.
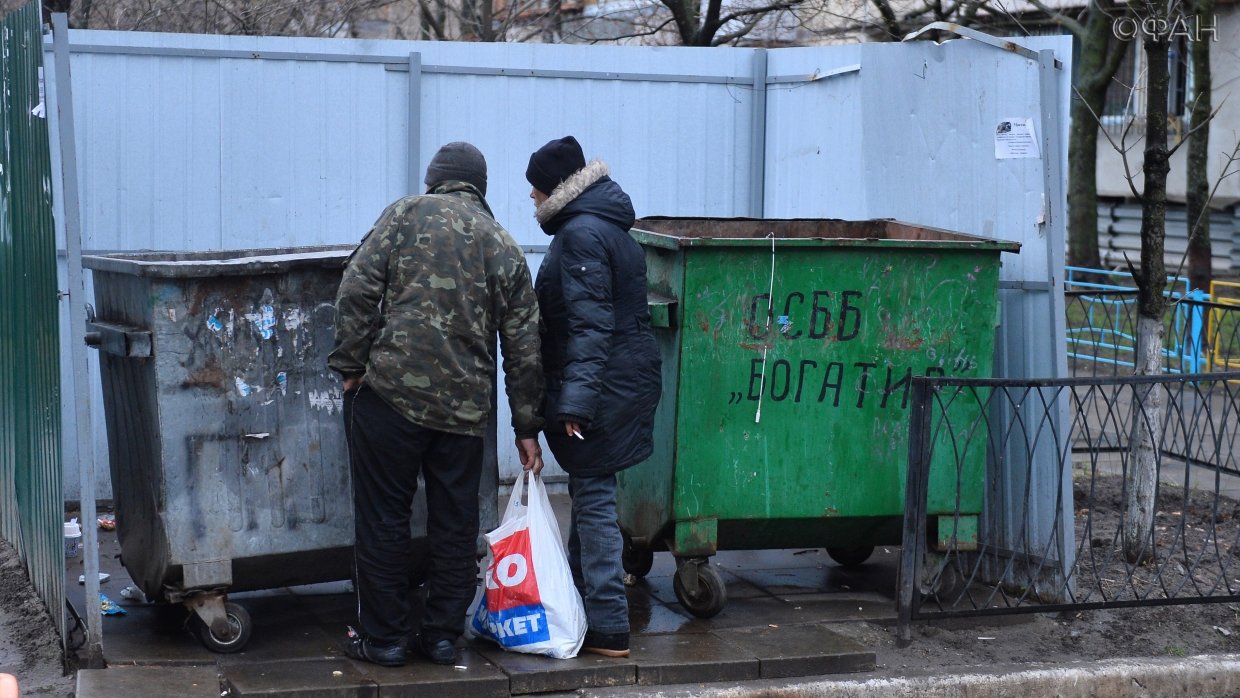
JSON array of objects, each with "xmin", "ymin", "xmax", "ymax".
[{"xmin": 424, "ymin": 142, "xmax": 487, "ymax": 196}]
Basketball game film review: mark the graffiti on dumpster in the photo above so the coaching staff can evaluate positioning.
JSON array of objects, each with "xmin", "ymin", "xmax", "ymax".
[
  {"xmin": 726, "ymin": 360, "xmax": 943, "ymax": 409},
  {"xmin": 183, "ymin": 282, "xmax": 342, "ymax": 417},
  {"xmin": 724, "ymin": 289, "xmax": 978, "ymax": 410},
  {"xmin": 745, "ymin": 289, "xmax": 864, "ymax": 342}
]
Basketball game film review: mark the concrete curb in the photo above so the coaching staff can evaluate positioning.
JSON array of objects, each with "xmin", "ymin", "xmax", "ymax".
[{"xmin": 585, "ymin": 654, "xmax": 1240, "ymax": 697}]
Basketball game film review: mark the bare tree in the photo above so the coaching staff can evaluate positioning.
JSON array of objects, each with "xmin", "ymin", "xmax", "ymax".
[{"xmin": 71, "ymin": 0, "xmax": 407, "ymax": 37}]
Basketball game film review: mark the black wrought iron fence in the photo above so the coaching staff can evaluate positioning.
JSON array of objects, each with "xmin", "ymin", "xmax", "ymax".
[{"xmin": 897, "ymin": 372, "xmax": 1240, "ymax": 646}]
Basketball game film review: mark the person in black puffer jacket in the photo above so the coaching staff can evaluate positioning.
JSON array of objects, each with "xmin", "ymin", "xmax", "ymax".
[{"xmin": 526, "ymin": 136, "xmax": 661, "ymax": 658}]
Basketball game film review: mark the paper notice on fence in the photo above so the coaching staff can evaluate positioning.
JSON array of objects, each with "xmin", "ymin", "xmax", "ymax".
[{"xmin": 994, "ymin": 118, "xmax": 1039, "ymax": 159}]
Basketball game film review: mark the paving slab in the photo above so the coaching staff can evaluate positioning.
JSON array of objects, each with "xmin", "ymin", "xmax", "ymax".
[
  {"xmin": 643, "ymin": 570, "xmax": 770, "ymax": 604},
  {"xmin": 625, "ymin": 586, "xmax": 699, "ymax": 635},
  {"xmin": 216, "ymin": 595, "xmax": 345, "ymax": 664},
  {"xmin": 348, "ymin": 647, "xmax": 508, "ymax": 698},
  {"xmin": 76, "ymin": 664, "xmax": 221, "ymax": 698},
  {"xmin": 630, "ymin": 632, "xmax": 759, "ymax": 686},
  {"xmin": 223, "ymin": 658, "xmax": 375, "ymax": 697},
  {"xmin": 729, "ymin": 564, "xmax": 832, "ymax": 596},
  {"xmin": 764, "ymin": 595, "xmax": 895, "ymax": 623},
  {"xmin": 713, "ymin": 623, "xmax": 875, "ymax": 679},
  {"xmin": 474, "ymin": 645, "xmax": 635, "ymax": 694},
  {"xmin": 70, "ymin": 497, "xmax": 904, "ymax": 696},
  {"xmin": 665, "ymin": 596, "xmax": 855, "ymax": 631}
]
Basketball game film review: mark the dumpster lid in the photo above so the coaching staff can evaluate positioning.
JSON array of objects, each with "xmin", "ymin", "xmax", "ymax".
[
  {"xmin": 631, "ymin": 217, "xmax": 1021, "ymax": 253},
  {"xmin": 82, "ymin": 245, "xmax": 356, "ymax": 278}
]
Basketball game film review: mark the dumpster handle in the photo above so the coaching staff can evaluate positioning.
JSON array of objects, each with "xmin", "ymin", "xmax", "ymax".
[
  {"xmin": 646, "ymin": 294, "xmax": 678, "ymax": 329},
  {"xmin": 85, "ymin": 319, "xmax": 153, "ymax": 358}
]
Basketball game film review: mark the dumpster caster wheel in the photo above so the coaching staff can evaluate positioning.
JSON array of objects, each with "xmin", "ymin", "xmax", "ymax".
[
  {"xmin": 622, "ymin": 534, "xmax": 654, "ymax": 579},
  {"xmin": 827, "ymin": 546, "xmax": 874, "ymax": 568},
  {"xmin": 193, "ymin": 602, "xmax": 252, "ymax": 653},
  {"xmin": 921, "ymin": 560, "xmax": 967, "ymax": 603},
  {"xmin": 673, "ymin": 560, "xmax": 726, "ymax": 619}
]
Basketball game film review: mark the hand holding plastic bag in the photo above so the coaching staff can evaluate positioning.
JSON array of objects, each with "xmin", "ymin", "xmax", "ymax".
[{"xmin": 466, "ymin": 473, "xmax": 586, "ymax": 658}]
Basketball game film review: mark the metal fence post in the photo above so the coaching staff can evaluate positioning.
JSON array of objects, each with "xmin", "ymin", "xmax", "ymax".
[
  {"xmin": 897, "ymin": 376, "xmax": 933, "ymax": 647},
  {"xmin": 51, "ymin": 12, "xmax": 103, "ymax": 668},
  {"xmin": 749, "ymin": 48, "xmax": 766, "ymax": 218},
  {"xmin": 407, "ymin": 52, "xmax": 422, "ymax": 196}
]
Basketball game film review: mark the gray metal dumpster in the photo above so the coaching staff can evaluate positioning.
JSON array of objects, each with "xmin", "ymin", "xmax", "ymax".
[{"xmin": 83, "ymin": 246, "xmax": 499, "ymax": 652}]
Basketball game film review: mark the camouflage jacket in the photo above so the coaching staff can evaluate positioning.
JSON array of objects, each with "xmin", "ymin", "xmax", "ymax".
[{"xmin": 328, "ymin": 182, "xmax": 544, "ymax": 438}]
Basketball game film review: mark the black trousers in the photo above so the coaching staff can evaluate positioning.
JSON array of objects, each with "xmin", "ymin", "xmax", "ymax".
[{"xmin": 344, "ymin": 384, "xmax": 483, "ymax": 646}]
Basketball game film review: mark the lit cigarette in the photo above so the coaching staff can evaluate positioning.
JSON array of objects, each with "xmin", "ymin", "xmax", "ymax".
[{"xmin": 573, "ymin": 431, "xmax": 585, "ymax": 440}]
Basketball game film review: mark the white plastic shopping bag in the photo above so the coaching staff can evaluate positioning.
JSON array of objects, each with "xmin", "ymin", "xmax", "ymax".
[{"xmin": 465, "ymin": 472, "xmax": 586, "ymax": 658}]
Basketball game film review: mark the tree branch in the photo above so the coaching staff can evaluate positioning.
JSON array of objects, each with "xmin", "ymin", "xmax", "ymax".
[
  {"xmin": 418, "ymin": 0, "xmax": 446, "ymax": 39},
  {"xmin": 716, "ymin": 0, "xmax": 800, "ymax": 25},
  {"xmin": 1022, "ymin": 0, "xmax": 1086, "ymax": 38},
  {"xmin": 1166, "ymin": 95, "xmax": 1225, "ymax": 158},
  {"xmin": 712, "ymin": 12, "xmax": 764, "ymax": 44},
  {"xmin": 867, "ymin": 0, "xmax": 903, "ymax": 40},
  {"xmin": 1072, "ymin": 83, "xmax": 1143, "ymax": 200}
]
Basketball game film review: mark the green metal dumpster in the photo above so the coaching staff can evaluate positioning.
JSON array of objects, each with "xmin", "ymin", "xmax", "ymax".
[
  {"xmin": 618, "ymin": 218, "xmax": 1019, "ymax": 618},
  {"xmin": 83, "ymin": 246, "xmax": 499, "ymax": 652}
]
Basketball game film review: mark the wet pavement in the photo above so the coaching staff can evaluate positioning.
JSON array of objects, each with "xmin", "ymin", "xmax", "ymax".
[{"xmin": 70, "ymin": 493, "xmax": 897, "ymax": 696}]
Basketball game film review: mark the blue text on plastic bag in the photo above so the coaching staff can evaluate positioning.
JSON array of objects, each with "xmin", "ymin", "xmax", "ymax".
[{"xmin": 472, "ymin": 602, "xmax": 550, "ymax": 647}]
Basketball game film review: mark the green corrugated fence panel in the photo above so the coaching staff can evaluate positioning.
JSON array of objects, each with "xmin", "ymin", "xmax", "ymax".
[{"xmin": 0, "ymin": 1, "xmax": 66, "ymax": 643}]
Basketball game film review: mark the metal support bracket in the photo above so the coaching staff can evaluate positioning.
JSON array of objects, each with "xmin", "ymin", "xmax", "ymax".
[
  {"xmin": 676, "ymin": 557, "xmax": 706, "ymax": 597},
  {"xmin": 186, "ymin": 591, "xmax": 235, "ymax": 642}
]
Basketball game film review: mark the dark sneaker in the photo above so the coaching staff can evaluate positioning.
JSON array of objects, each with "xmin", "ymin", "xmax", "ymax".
[
  {"xmin": 344, "ymin": 636, "xmax": 407, "ymax": 667},
  {"xmin": 582, "ymin": 630, "xmax": 630, "ymax": 658},
  {"xmin": 415, "ymin": 635, "xmax": 457, "ymax": 665}
]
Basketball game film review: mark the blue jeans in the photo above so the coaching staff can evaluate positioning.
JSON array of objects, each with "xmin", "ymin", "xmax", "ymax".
[{"xmin": 567, "ymin": 473, "xmax": 629, "ymax": 635}]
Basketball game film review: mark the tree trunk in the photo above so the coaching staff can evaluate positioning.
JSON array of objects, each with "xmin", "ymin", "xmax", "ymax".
[
  {"xmin": 1067, "ymin": 7, "xmax": 1128, "ymax": 270},
  {"xmin": 1125, "ymin": 318, "xmax": 1164, "ymax": 563},
  {"xmin": 1068, "ymin": 87, "xmax": 1105, "ymax": 269},
  {"xmin": 1123, "ymin": 30, "xmax": 1171, "ymax": 564},
  {"xmin": 1185, "ymin": 0, "xmax": 1213, "ymax": 293},
  {"xmin": 663, "ymin": 0, "xmax": 700, "ymax": 46}
]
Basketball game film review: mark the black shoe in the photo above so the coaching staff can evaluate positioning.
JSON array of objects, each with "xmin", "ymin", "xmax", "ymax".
[
  {"xmin": 582, "ymin": 630, "xmax": 630, "ymax": 658},
  {"xmin": 344, "ymin": 636, "xmax": 407, "ymax": 667},
  {"xmin": 415, "ymin": 635, "xmax": 457, "ymax": 665}
]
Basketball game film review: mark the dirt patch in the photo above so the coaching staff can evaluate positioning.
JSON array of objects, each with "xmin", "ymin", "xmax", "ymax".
[
  {"xmin": 857, "ymin": 473, "xmax": 1240, "ymax": 673},
  {"xmin": 1074, "ymin": 474, "xmax": 1240, "ymax": 603},
  {"xmin": 0, "ymin": 539, "xmax": 75, "ymax": 696}
]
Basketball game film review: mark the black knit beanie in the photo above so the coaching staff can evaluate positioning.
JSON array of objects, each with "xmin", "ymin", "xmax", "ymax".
[
  {"xmin": 525, "ymin": 136, "xmax": 586, "ymax": 196},
  {"xmin": 425, "ymin": 142, "xmax": 487, "ymax": 196}
]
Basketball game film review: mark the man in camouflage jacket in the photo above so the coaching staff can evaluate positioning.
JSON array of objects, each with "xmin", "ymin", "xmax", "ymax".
[{"xmin": 329, "ymin": 142, "xmax": 544, "ymax": 668}]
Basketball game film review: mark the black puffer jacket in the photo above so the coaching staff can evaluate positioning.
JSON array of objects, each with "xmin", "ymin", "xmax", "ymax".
[{"xmin": 534, "ymin": 161, "xmax": 661, "ymax": 476}]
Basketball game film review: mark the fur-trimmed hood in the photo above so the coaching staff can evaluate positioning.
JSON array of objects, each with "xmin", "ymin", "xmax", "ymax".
[{"xmin": 534, "ymin": 161, "xmax": 634, "ymax": 234}]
